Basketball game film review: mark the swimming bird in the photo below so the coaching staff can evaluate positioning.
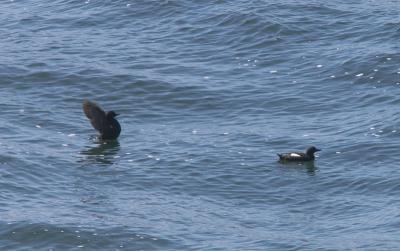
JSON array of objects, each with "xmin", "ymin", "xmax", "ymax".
[
  {"xmin": 277, "ymin": 146, "xmax": 321, "ymax": 162},
  {"xmin": 83, "ymin": 100, "xmax": 121, "ymax": 140}
]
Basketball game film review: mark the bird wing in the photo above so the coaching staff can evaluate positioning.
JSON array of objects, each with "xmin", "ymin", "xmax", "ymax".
[
  {"xmin": 278, "ymin": 152, "xmax": 307, "ymax": 161},
  {"xmin": 83, "ymin": 100, "xmax": 107, "ymax": 132}
]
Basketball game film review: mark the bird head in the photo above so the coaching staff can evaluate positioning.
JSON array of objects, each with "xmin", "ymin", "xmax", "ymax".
[
  {"xmin": 107, "ymin": 111, "xmax": 119, "ymax": 119},
  {"xmin": 306, "ymin": 146, "xmax": 321, "ymax": 155}
]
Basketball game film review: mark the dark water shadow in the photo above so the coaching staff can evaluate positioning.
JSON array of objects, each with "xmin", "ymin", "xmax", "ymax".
[
  {"xmin": 304, "ymin": 162, "xmax": 318, "ymax": 175},
  {"xmin": 79, "ymin": 140, "xmax": 121, "ymax": 165},
  {"xmin": 278, "ymin": 161, "xmax": 318, "ymax": 176}
]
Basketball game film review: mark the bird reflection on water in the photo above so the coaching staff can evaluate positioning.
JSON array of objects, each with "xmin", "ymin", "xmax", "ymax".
[
  {"xmin": 79, "ymin": 139, "xmax": 121, "ymax": 165},
  {"xmin": 304, "ymin": 162, "xmax": 317, "ymax": 176},
  {"xmin": 279, "ymin": 161, "xmax": 318, "ymax": 176}
]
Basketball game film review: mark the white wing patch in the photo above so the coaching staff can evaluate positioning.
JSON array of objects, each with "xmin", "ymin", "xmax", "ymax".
[{"xmin": 289, "ymin": 153, "xmax": 301, "ymax": 157}]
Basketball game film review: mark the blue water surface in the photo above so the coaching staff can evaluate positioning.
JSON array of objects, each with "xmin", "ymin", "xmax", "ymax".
[{"xmin": 0, "ymin": 0, "xmax": 399, "ymax": 250}]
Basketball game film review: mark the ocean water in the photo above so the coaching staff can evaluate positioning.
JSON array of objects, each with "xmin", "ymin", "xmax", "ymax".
[{"xmin": 1, "ymin": 0, "xmax": 399, "ymax": 250}]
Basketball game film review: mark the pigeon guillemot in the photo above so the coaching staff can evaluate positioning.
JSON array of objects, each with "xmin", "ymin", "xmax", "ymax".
[
  {"xmin": 83, "ymin": 100, "xmax": 121, "ymax": 140},
  {"xmin": 277, "ymin": 146, "xmax": 321, "ymax": 162}
]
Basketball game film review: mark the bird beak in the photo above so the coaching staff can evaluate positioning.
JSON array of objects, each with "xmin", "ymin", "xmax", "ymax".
[
  {"xmin": 316, "ymin": 148, "xmax": 321, "ymax": 152},
  {"xmin": 115, "ymin": 113, "xmax": 120, "ymax": 116}
]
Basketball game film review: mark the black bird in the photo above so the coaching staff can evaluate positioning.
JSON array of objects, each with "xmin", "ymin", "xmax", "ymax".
[
  {"xmin": 277, "ymin": 146, "xmax": 321, "ymax": 162},
  {"xmin": 83, "ymin": 100, "xmax": 121, "ymax": 140}
]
